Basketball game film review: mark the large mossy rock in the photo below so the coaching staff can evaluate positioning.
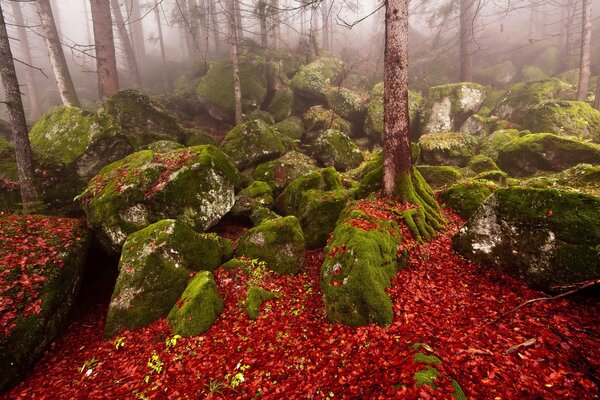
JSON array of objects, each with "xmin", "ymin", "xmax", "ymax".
[
  {"xmin": 266, "ymin": 87, "xmax": 293, "ymax": 122},
  {"xmin": 220, "ymin": 120, "xmax": 288, "ymax": 170},
  {"xmin": 230, "ymin": 180, "xmax": 274, "ymax": 218},
  {"xmin": 321, "ymin": 202, "xmax": 405, "ymax": 326},
  {"xmin": 252, "ymin": 151, "xmax": 318, "ymax": 193},
  {"xmin": 79, "ymin": 145, "xmax": 241, "ymax": 254},
  {"xmin": 105, "ymin": 220, "xmax": 231, "ymax": 337},
  {"xmin": 235, "ymin": 216, "xmax": 305, "ymax": 274},
  {"xmin": 303, "ymin": 105, "xmax": 352, "ymax": 139},
  {"xmin": 479, "ymin": 129, "xmax": 520, "ymax": 161},
  {"xmin": 276, "ymin": 168, "xmax": 354, "ymax": 248},
  {"xmin": 452, "ymin": 187, "xmax": 600, "ymax": 291},
  {"xmin": 417, "ymin": 165, "xmax": 462, "ymax": 188},
  {"xmin": 439, "ymin": 181, "xmax": 497, "ymax": 218},
  {"xmin": 290, "ymin": 57, "xmax": 344, "ymax": 103},
  {"xmin": 418, "ymin": 132, "xmax": 478, "ymax": 167},
  {"xmin": 326, "ymin": 87, "xmax": 367, "ymax": 123},
  {"xmin": 167, "ymin": 271, "xmax": 223, "ymax": 337},
  {"xmin": 312, "ymin": 129, "xmax": 363, "ymax": 171},
  {"xmin": 0, "ymin": 215, "xmax": 91, "ymax": 392},
  {"xmin": 421, "ymin": 83, "xmax": 486, "ymax": 134},
  {"xmin": 497, "ymin": 133, "xmax": 600, "ymax": 177},
  {"xmin": 274, "ymin": 116, "xmax": 304, "ymax": 140},
  {"xmin": 524, "ymin": 100, "xmax": 600, "ymax": 143},
  {"xmin": 196, "ymin": 56, "xmax": 268, "ymax": 122}
]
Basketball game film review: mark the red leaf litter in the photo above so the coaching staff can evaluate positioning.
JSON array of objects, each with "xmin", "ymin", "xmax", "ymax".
[{"xmin": 4, "ymin": 208, "xmax": 599, "ymax": 399}]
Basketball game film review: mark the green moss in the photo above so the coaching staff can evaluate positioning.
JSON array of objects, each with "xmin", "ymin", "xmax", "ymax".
[
  {"xmin": 355, "ymin": 152, "xmax": 383, "ymax": 198},
  {"xmin": 414, "ymin": 367, "xmax": 441, "ymax": 388},
  {"xmin": 526, "ymin": 100, "xmax": 600, "ymax": 143},
  {"xmin": 303, "ymin": 106, "xmax": 352, "ymax": 138},
  {"xmin": 0, "ymin": 139, "xmax": 17, "ymax": 181},
  {"xmin": 245, "ymin": 286, "xmax": 278, "ymax": 319},
  {"xmin": 467, "ymin": 155, "xmax": 499, "ymax": 174},
  {"xmin": 167, "ymin": 271, "xmax": 223, "ymax": 337},
  {"xmin": 418, "ymin": 132, "xmax": 478, "ymax": 167},
  {"xmin": 365, "ymin": 85, "xmax": 422, "ymax": 142},
  {"xmin": 479, "ymin": 129, "xmax": 520, "ymax": 161},
  {"xmin": 326, "ymin": 87, "xmax": 366, "ymax": 123},
  {"xmin": 521, "ymin": 65, "xmax": 547, "ymax": 82},
  {"xmin": 474, "ymin": 170, "xmax": 508, "ymax": 186},
  {"xmin": 273, "ymin": 116, "xmax": 304, "ymax": 140},
  {"xmin": 267, "ymin": 88, "xmax": 293, "ymax": 122},
  {"xmin": 474, "ymin": 61, "xmax": 517, "ymax": 86},
  {"xmin": 141, "ymin": 140, "xmax": 185, "ymax": 153},
  {"xmin": 246, "ymin": 109, "xmax": 275, "ymax": 125},
  {"xmin": 413, "ymin": 353, "xmax": 442, "ymax": 366},
  {"xmin": 252, "ymin": 151, "xmax": 317, "ymax": 193},
  {"xmin": 184, "ymin": 129, "xmax": 214, "ymax": 146},
  {"xmin": 290, "ymin": 57, "xmax": 344, "ymax": 101},
  {"xmin": 439, "ymin": 181, "xmax": 497, "ymax": 218},
  {"xmin": 416, "ymin": 165, "xmax": 462, "ymax": 188},
  {"xmin": 230, "ymin": 180, "xmax": 274, "ymax": 218},
  {"xmin": 312, "ymin": 129, "xmax": 364, "ymax": 171}
]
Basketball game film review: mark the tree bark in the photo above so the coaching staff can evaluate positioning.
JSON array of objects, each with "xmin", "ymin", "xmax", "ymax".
[
  {"xmin": 459, "ymin": 0, "xmax": 474, "ymax": 82},
  {"xmin": 235, "ymin": 0, "xmax": 244, "ymax": 40},
  {"xmin": 111, "ymin": 0, "xmax": 142, "ymax": 87},
  {"xmin": 90, "ymin": 0, "xmax": 120, "ymax": 99},
  {"xmin": 35, "ymin": 0, "xmax": 80, "ymax": 107},
  {"xmin": 128, "ymin": 0, "xmax": 146, "ymax": 63},
  {"xmin": 565, "ymin": 0, "xmax": 578, "ymax": 70},
  {"xmin": 199, "ymin": 0, "xmax": 210, "ymax": 56},
  {"xmin": 188, "ymin": 0, "xmax": 201, "ymax": 58},
  {"xmin": 10, "ymin": 2, "xmax": 42, "ymax": 120},
  {"xmin": 257, "ymin": 0, "xmax": 268, "ymax": 50},
  {"xmin": 0, "ymin": 3, "xmax": 39, "ymax": 205},
  {"xmin": 227, "ymin": 0, "xmax": 243, "ymax": 124},
  {"xmin": 383, "ymin": 0, "xmax": 411, "ymax": 196},
  {"xmin": 271, "ymin": 0, "xmax": 280, "ymax": 51},
  {"xmin": 154, "ymin": 0, "xmax": 169, "ymax": 90},
  {"xmin": 322, "ymin": 0, "xmax": 330, "ymax": 52},
  {"xmin": 577, "ymin": 0, "xmax": 592, "ymax": 101},
  {"xmin": 209, "ymin": 0, "xmax": 222, "ymax": 55},
  {"xmin": 83, "ymin": 0, "xmax": 93, "ymax": 45}
]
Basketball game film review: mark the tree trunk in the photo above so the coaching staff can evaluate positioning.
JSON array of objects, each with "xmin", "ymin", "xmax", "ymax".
[
  {"xmin": 188, "ymin": 0, "xmax": 201, "ymax": 58},
  {"xmin": 154, "ymin": 0, "xmax": 169, "ymax": 90},
  {"xmin": 111, "ymin": 0, "xmax": 142, "ymax": 87},
  {"xmin": 35, "ymin": 0, "xmax": 80, "ymax": 107},
  {"xmin": 0, "ymin": 3, "xmax": 39, "ymax": 205},
  {"xmin": 235, "ymin": 0, "xmax": 244, "ymax": 40},
  {"xmin": 459, "ymin": 0, "xmax": 474, "ymax": 82},
  {"xmin": 90, "ymin": 0, "xmax": 119, "ymax": 99},
  {"xmin": 322, "ymin": 0, "xmax": 330, "ymax": 52},
  {"xmin": 199, "ymin": 0, "xmax": 210, "ymax": 56},
  {"xmin": 565, "ymin": 0, "xmax": 578, "ymax": 70},
  {"xmin": 577, "ymin": 0, "xmax": 592, "ymax": 101},
  {"xmin": 83, "ymin": 0, "xmax": 93, "ymax": 45},
  {"xmin": 528, "ymin": 2, "xmax": 538, "ymax": 40},
  {"xmin": 10, "ymin": 2, "xmax": 42, "ymax": 120},
  {"xmin": 209, "ymin": 0, "xmax": 223, "ymax": 55},
  {"xmin": 227, "ymin": 0, "xmax": 243, "ymax": 124},
  {"xmin": 128, "ymin": 0, "xmax": 146, "ymax": 64},
  {"xmin": 258, "ymin": 1, "xmax": 268, "ymax": 50},
  {"xmin": 271, "ymin": 0, "xmax": 280, "ymax": 51}
]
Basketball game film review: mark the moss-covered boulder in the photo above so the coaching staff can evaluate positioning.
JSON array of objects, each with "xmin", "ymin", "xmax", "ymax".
[
  {"xmin": 418, "ymin": 132, "xmax": 478, "ymax": 167},
  {"xmin": 522, "ymin": 65, "xmax": 548, "ymax": 82},
  {"xmin": 273, "ymin": 116, "xmax": 304, "ymax": 140},
  {"xmin": 554, "ymin": 164, "xmax": 600, "ymax": 188},
  {"xmin": 479, "ymin": 129, "xmax": 520, "ymax": 161},
  {"xmin": 196, "ymin": 56, "xmax": 268, "ymax": 122},
  {"xmin": 79, "ymin": 145, "xmax": 241, "ymax": 254},
  {"xmin": 276, "ymin": 168, "xmax": 354, "ymax": 247},
  {"xmin": 524, "ymin": 100, "xmax": 600, "ymax": 143},
  {"xmin": 235, "ymin": 216, "xmax": 305, "ymax": 274},
  {"xmin": 167, "ymin": 271, "xmax": 223, "ymax": 337},
  {"xmin": 355, "ymin": 152, "xmax": 384, "ymax": 198},
  {"xmin": 105, "ymin": 220, "xmax": 231, "ymax": 337},
  {"xmin": 266, "ymin": 87, "xmax": 294, "ymax": 122},
  {"xmin": 252, "ymin": 151, "xmax": 318, "ymax": 193},
  {"xmin": 416, "ymin": 165, "xmax": 462, "ymax": 188},
  {"xmin": 303, "ymin": 105, "xmax": 352, "ymax": 139},
  {"xmin": 245, "ymin": 286, "xmax": 278, "ymax": 319},
  {"xmin": 220, "ymin": 120, "xmax": 288, "ymax": 170},
  {"xmin": 312, "ymin": 129, "xmax": 363, "ymax": 171},
  {"xmin": 497, "ymin": 133, "xmax": 600, "ymax": 177},
  {"xmin": 0, "ymin": 215, "xmax": 91, "ymax": 392},
  {"xmin": 452, "ymin": 187, "xmax": 600, "ymax": 291},
  {"xmin": 321, "ymin": 202, "xmax": 406, "ymax": 326},
  {"xmin": 474, "ymin": 61, "xmax": 517, "ymax": 86},
  {"xmin": 246, "ymin": 109, "xmax": 275, "ymax": 125},
  {"xmin": 421, "ymin": 83, "xmax": 486, "ymax": 134},
  {"xmin": 230, "ymin": 180, "xmax": 274, "ymax": 218},
  {"xmin": 290, "ymin": 57, "xmax": 344, "ymax": 103},
  {"xmin": 439, "ymin": 181, "xmax": 497, "ymax": 218},
  {"xmin": 473, "ymin": 170, "xmax": 508, "ymax": 186},
  {"xmin": 0, "ymin": 138, "xmax": 17, "ymax": 182},
  {"xmin": 141, "ymin": 140, "xmax": 185, "ymax": 153},
  {"xmin": 466, "ymin": 155, "xmax": 499, "ymax": 175},
  {"xmin": 326, "ymin": 87, "xmax": 367, "ymax": 123},
  {"xmin": 0, "ymin": 118, "xmax": 11, "ymax": 141}
]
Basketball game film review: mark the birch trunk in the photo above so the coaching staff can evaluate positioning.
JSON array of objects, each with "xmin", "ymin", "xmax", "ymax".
[
  {"xmin": 90, "ymin": 0, "xmax": 120, "ymax": 99},
  {"xmin": 111, "ymin": 0, "xmax": 142, "ymax": 87},
  {"xmin": 577, "ymin": 0, "xmax": 592, "ymax": 101},
  {"xmin": 227, "ymin": 0, "xmax": 243, "ymax": 124}
]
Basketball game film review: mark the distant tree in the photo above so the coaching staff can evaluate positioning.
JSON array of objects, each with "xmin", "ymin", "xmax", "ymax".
[
  {"xmin": 383, "ymin": 0, "xmax": 444, "ymax": 242},
  {"xmin": 90, "ymin": 0, "xmax": 120, "ymax": 99},
  {"xmin": 127, "ymin": 0, "xmax": 146, "ymax": 64},
  {"xmin": 322, "ymin": 0, "xmax": 330, "ymax": 52},
  {"xmin": 111, "ymin": 0, "xmax": 143, "ymax": 87},
  {"xmin": 576, "ymin": 0, "xmax": 591, "ymax": 101},
  {"xmin": 153, "ymin": 0, "xmax": 169, "ymax": 90},
  {"xmin": 235, "ymin": 0, "xmax": 244, "ymax": 40},
  {"xmin": 270, "ymin": 0, "xmax": 281, "ymax": 50},
  {"xmin": 226, "ymin": 0, "xmax": 243, "ymax": 124},
  {"xmin": 209, "ymin": 0, "xmax": 223, "ymax": 55},
  {"xmin": 35, "ymin": 0, "xmax": 80, "ymax": 107},
  {"xmin": 0, "ymin": 2, "xmax": 39, "ymax": 207},
  {"xmin": 459, "ymin": 0, "xmax": 474, "ymax": 81},
  {"xmin": 256, "ymin": 0, "xmax": 269, "ymax": 50}
]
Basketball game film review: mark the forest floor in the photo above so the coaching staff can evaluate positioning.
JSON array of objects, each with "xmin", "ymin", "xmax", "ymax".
[{"xmin": 4, "ymin": 210, "xmax": 599, "ymax": 400}]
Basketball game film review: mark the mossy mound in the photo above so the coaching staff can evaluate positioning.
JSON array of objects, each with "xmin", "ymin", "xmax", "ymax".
[
  {"xmin": 0, "ymin": 216, "xmax": 91, "ymax": 392},
  {"xmin": 418, "ymin": 132, "xmax": 478, "ymax": 167},
  {"xmin": 273, "ymin": 116, "xmax": 304, "ymax": 140},
  {"xmin": 246, "ymin": 109, "xmax": 275, "ymax": 125},
  {"xmin": 479, "ymin": 129, "xmax": 520, "ymax": 161},
  {"xmin": 474, "ymin": 61, "xmax": 517, "ymax": 86},
  {"xmin": 167, "ymin": 271, "xmax": 223, "ymax": 337},
  {"xmin": 421, "ymin": 83, "xmax": 486, "ymax": 134},
  {"xmin": 196, "ymin": 56, "xmax": 268, "ymax": 122},
  {"xmin": 0, "ymin": 139, "xmax": 17, "ymax": 182},
  {"xmin": 497, "ymin": 133, "xmax": 600, "ymax": 177},
  {"xmin": 522, "ymin": 65, "xmax": 548, "ymax": 82},
  {"xmin": 266, "ymin": 87, "xmax": 293, "ymax": 122},
  {"xmin": 452, "ymin": 187, "xmax": 600, "ymax": 291},
  {"xmin": 554, "ymin": 164, "xmax": 600, "ymax": 187},
  {"xmin": 525, "ymin": 100, "xmax": 600, "ymax": 143},
  {"xmin": 252, "ymin": 151, "xmax": 317, "ymax": 193},
  {"xmin": 312, "ymin": 129, "xmax": 364, "ymax": 172},
  {"xmin": 493, "ymin": 79, "xmax": 574, "ymax": 122},
  {"xmin": 290, "ymin": 56, "xmax": 344, "ymax": 103},
  {"xmin": 326, "ymin": 87, "xmax": 367, "ymax": 123},
  {"xmin": 276, "ymin": 168, "xmax": 354, "ymax": 248},
  {"xmin": 220, "ymin": 120, "xmax": 288, "ymax": 170},
  {"xmin": 230, "ymin": 180, "xmax": 274, "ymax": 218},
  {"xmin": 79, "ymin": 145, "xmax": 241, "ymax": 254},
  {"xmin": 0, "ymin": 118, "xmax": 11, "ymax": 141},
  {"xmin": 185, "ymin": 129, "xmax": 215, "ymax": 146},
  {"xmin": 473, "ymin": 170, "xmax": 508, "ymax": 186},
  {"xmin": 439, "ymin": 181, "xmax": 497, "ymax": 218},
  {"xmin": 105, "ymin": 220, "xmax": 231, "ymax": 337},
  {"xmin": 416, "ymin": 165, "xmax": 462, "ymax": 188},
  {"xmin": 303, "ymin": 105, "xmax": 352, "ymax": 139},
  {"xmin": 321, "ymin": 202, "xmax": 405, "ymax": 326},
  {"xmin": 141, "ymin": 140, "xmax": 185, "ymax": 153},
  {"xmin": 467, "ymin": 155, "xmax": 499, "ymax": 174},
  {"xmin": 235, "ymin": 216, "xmax": 305, "ymax": 274},
  {"xmin": 355, "ymin": 152, "xmax": 384, "ymax": 198},
  {"xmin": 245, "ymin": 286, "xmax": 278, "ymax": 319}
]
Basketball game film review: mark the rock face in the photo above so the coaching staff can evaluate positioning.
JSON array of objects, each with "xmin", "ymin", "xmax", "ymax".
[
  {"xmin": 252, "ymin": 151, "xmax": 317, "ymax": 194},
  {"xmin": 303, "ymin": 105, "xmax": 352, "ymax": 139},
  {"xmin": 417, "ymin": 166, "xmax": 462, "ymax": 188},
  {"xmin": 525, "ymin": 100, "xmax": 600, "ymax": 143},
  {"xmin": 479, "ymin": 129, "xmax": 520, "ymax": 161},
  {"xmin": 0, "ymin": 215, "xmax": 91, "ymax": 392},
  {"xmin": 421, "ymin": 83, "xmax": 485, "ymax": 134},
  {"xmin": 105, "ymin": 220, "xmax": 232, "ymax": 337},
  {"xmin": 497, "ymin": 133, "xmax": 600, "ymax": 177},
  {"xmin": 220, "ymin": 120, "xmax": 288, "ymax": 170},
  {"xmin": 418, "ymin": 132, "xmax": 478, "ymax": 167},
  {"xmin": 453, "ymin": 187, "xmax": 600, "ymax": 291},
  {"xmin": 312, "ymin": 129, "xmax": 364, "ymax": 171},
  {"xmin": 326, "ymin": 87, "xmax": 367, "ymax": 123},
  {"xmin": 230, "ymin": 180, "xmax": 274, "ymax": 219},
  {"xmin": 321, "ymin": 202, "xmax": 405, "ymax": 326},
  {"xmin": 274, "ymin": 116, "xmax": 304, "ymax": 140},
  {"xmin": 167, "ymin": 271, "xmax": 223, "ymax": 337},
  {"xmin": 235, "ymin": 216, "xmax": 305, "ymax": 274},
  {"xmin": 290, "ymin": 57, "xmax": 344, "ymax": 103},
  {"xmin": 79, "ymin": 145, "xmax": 241, "ymax": 254},
  {"xmin": 266, "ymin": 87, "xmax": 293, "ymax": 122}
]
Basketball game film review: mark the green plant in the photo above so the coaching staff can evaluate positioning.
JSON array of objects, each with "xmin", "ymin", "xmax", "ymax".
[
  {"xmin": 165, "ymin": 334, "xmax": 182, "ymax": 349},
  {"xmin": 79, "ymin": 356, "xmax": 99, "ymax": 376},
  {"xmin": 113, "ymin": 336, "xmax": 126, "ymax": 351},
  {"xmin": 205, "ymin": 379, "xmax": 227, "ymax": 396},
  {"xmin": 225, "ymin": 361, "xmax": 250, "ymax": 389},
  {"xmin": 144, "ymin": 351, "xmax": 164, "ymax": 383}
]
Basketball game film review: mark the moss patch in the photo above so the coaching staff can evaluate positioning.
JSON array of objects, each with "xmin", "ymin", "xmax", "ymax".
[
  {"xmin": 526, "ymin": 100, "xmax": 600, "ymax": 143},
  {"xmin": 418, "ymin": 132, "xmax": 478, "ymax": 167},
  {"xmin": 245, "ymin": 286, "xmax": 278, "ymax": 319},
  {"xmin": 252, "ymin": 151, "xmax": 317, "ymax": 193},
  {"xmin": 439, "ymin": 181, "xmax": 497, "ymax": 218},
  {"xmin": 416, "ymin": 165, "xmax": 462, "ymax": 188},
  {"xmin": 312, "ymin": 129, "xmax": 364, "ymax": 171}
]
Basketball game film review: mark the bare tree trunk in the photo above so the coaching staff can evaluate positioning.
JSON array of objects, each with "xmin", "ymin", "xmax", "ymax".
[
  {"xmin": 271, "ymin": 0, "xmax": 281, "ymax": 51},
  {"xmin": 188, "ymin": 0, "xmax": 201, "ymax": 58},
  {"xmin": 111, "ymin": 0, "xmax": 142, "ymax": 87},
  {"xmin": 577, "ymin": 0, "xmax": 592, "ymax": 101},
  {"xmin": 35, "ymin": 0, "xmax": 80, "ymax": 107},
  {"xmin": 383, "ymin": 0, "xmax": 411, "ymax": 196},
  {"xmin": 257, "ymin": 1, "xmax": 268, "ymax": 50},
  {"xmin": 565, "ymin": 0, "xmax": 578, "ymax": 70},
  {"xmin": 459, "ymin": 0, "xmax": 474, "ymax": 82},
  {"xmin": 199, "ymin": 0, "xmax": 210, "ymax": 56},
  {"xmin": 235, "ymin": 0, "xmax": 244, "ymax": 40},
  {"xmin": 154, "ymin": 1, "xmax": 169, "ymax": 90},
  {"xmin": 90, "ymin": 0, "xmax": 120, "ymax": 99},
  {"xmin": 10, "ymin": 2, "xmax": 42, "ymax": 120},
  {"xmin": 0, "ymin": 4, "xmax": 39, "ymax": 205},
  {"xmin": 83, "ymin": 0, "xmax": 93, "ymax": 45},
  {"xmin": 209, "ymin": 0, "xmax": 222, "ymax": 55},
  {"xmin": 227, "ymin": 0, "xmax": 243, "ymax": 124},
  {"xmin": 322, "ymin": 0, "xmax": 330, "ymax": 52},
  {"xmin": 128, "ymin": 0, "xmax": 146, "ymax": 64}
]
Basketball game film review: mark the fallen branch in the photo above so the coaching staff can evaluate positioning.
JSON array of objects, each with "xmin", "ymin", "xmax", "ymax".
[{"xmin": 489, "ymin": 279, "xmax": 600, "ymax": 325}]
